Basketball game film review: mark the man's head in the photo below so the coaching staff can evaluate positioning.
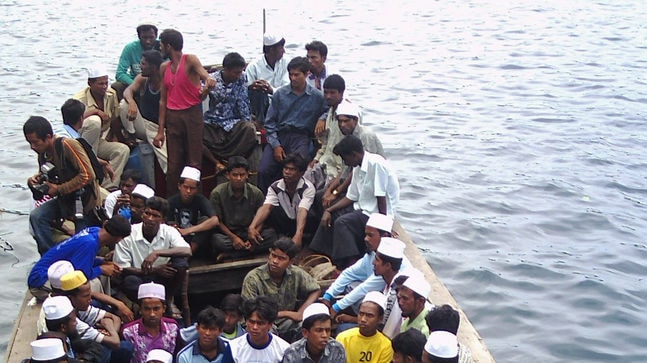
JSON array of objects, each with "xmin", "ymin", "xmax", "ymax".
[
  {"xmin": 243, "ymin": 296, "xmax": 279, "ymax": 346},
  {"xmin": 47, "ymin": 260, "xmax": 74, "ymax": 294},
  {"xmin": 262, "ymin": 32, "xmax": 285, "ymax": 60},
  {"xmin": 301, "ymin": 303, "xmax": 332, "ymax": 355},
  {"xmin": 178, "ymin": 166, "xmax": 201, "ymax": 203},
  {"xmin": 397, "ymin": 273, "xmax": 430, "ymax": 319},
  {"xmin": 119, "ymin": 169, "xmax": 142, "ymax": 196},
  {"xmin": 305, "ymin": 40, "xmax": 328, "ymax": 74},
  {"xmin": 159, "ymin": 29, "xmax": 183, "ymax": 57},
  {"xmin": 364, "ymin": 213, "xmax": 394, "ymax": 252},
  {"xmin": 138, "ymin": 282, "xmax": 166, "ymax": 328},
  {"xmin": 335, "ymin": 102, "xmax": 361, "ymax": 136},
  {"xmin": 142, "ymin": 197, "xmax": 169, "ymax": 236},
  {"xmin": 100, "ymin": 215, "xmax": 132, "ymax": 247},
  {"xmin": 282, "ymin": 153, "xmax": 307, "ymax": 186},
  {"xmin": 43, "ymin": 296, "xmax": 78, "ymax": 339},
  {"xmin": 24, "ymin": 116, "xmax": 54, "ymax": 155},
  {"xmin": 323, "ymin": 74, "xmax": 345, "ymax": 107},
  {"xmin": 225, "ymin": 156, "xmax": 250, "ymax": 190},
  {"xmin": 268, "ymin": 238, "xmax": 298, "ymax": 276},
  {"xmin": 137, "ymin": 24, "xmax": 158, "ymax": 51},
  {"xmin": 30, "ymin": 338, "xmax": 68, "ymax": 363},
  {"xmin": 60, "ymin": 99, "xmax": 85, "ymax": 127},
  {"xmin": 358, "ymin": 291, "xmax": 386, "ymax": 337},
  {"xmin": 60, "ymin": 271, "xmax": 92, "ymax": 311},
  {"xmin": 287, "ymin": 56, "xmax": 310, "ymax": 90},
  {"xmin": 86, "ymin": 66, "xmax": 109, "ymax": 98},
  {"xmin": 195, "ymin": 306, "xmax": 226, "ymax": 349},
  {"xmin": 333, "ymin": 135, "xmax": 364, "ymax": 167},
  {"xmin": 373, "ymin": 237, "xmax": 405, "ymax": 277},
  {"xmin": 422, "ymin": 331, "xmax": 459, "ymax": 363},
  {"xmin": 425, "ymin": 304, "xmax": 460, "ymax": 335},
  {"xmin": 220, "ymin": 293, "xmax": 244, "ymax": 335},
  {"xmin": 222, "ymin": 52, "xmax": 246, "ymax": 83},
  {"xmin": 392, "ymin": 329, "xmax": 427, "ymax": 363},
  {"xmin": 141, "ymin": 50, "xmax": 163, "ymax": 77},
  {"xmin": 130, "ymin": 184, "xmax": 155, "ymax": 223}
]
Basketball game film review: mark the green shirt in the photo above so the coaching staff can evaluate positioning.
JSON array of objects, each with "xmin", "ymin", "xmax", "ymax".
[
  {"xmin": 400, "ymin": 307, "xmax": 430, "ymax": 337},
  {"xmin": 241, "ymin": 264, "xmax": 320, "ymax": 312},
  {"xmin": 209, "ymin": 182, "xmax": 264, "ymax": 235}
]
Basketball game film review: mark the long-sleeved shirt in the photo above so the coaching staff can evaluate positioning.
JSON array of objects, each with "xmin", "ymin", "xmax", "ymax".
[{"xmin": 116, "ymin": 40, "xmax": 145, "ymax": 85}]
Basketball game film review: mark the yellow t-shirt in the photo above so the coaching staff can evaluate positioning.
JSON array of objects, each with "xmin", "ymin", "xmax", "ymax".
[{"xmin": 336, "ymin": 327, "xmax": 393, "ymax": 363}]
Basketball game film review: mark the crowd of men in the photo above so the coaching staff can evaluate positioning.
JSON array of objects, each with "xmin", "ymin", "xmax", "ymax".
[{"xmin": 23, "ymin": 23, "xmax": 473, "ymax": 363}]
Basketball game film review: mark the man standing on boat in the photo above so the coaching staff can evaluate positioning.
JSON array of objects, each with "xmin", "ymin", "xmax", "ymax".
[
  {"xmin": 245, "ymin": 33, "xmax": 290, "ymax": 125},
  {"xmin": 120, "ymin": 49, "xmax": 168, "ymax": 174},
  {"xmin": 113, "ymin": 24, "xmax": 160, "ymax": 98},
  {"xmin": 153, "ymin": 28, "xmax": 215, "ymax": 196}
]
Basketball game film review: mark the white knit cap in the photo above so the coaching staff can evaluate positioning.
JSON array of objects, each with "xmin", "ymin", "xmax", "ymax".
[
  {"xmin": 132, "ymin": 184, "xmax": 155, "ymax": 199},
  {"xmin": 335, "ymin": 101, "xmax": 361, "ymax": 119},
  {"xmin": 47, "ymin": 260, "xmax": 74, "ymax": 289},
  {"xmin": 424, "ymin": 331, "xmax": 459, "ymax": 358},
  {"xmin": 362, "ymin": 291, "xmax": 387, "ymax": 311},
  {"xmin": 31, "ymin": 338, "xmax": 66, "ymax": 361},
  {"xmin": 403, "ymin": 271, "xmax": 431, "ymax": 300},
  {"xmin": 86, "ymin": 64, "xmax": 108, "ymax": 79},
  {"xmin": 366, "ymin": 213, "xmax": 393, "ymax": 233},
  {"xmin": 263, "ymin": 32, "xmax": 284, "ymax": 46},
  {"xmin": 302, "ymin": 303, "xmax": 330, "ymax": 321},
  {"xmin": 43, "ymin": 296, "xmax": 74, "ymax": 320},
  {"xmin": 376, "ymin": 237, "xmax": 405, "ymax": 259},
  {"xmin": 138, "ymin": 282, "xmax": 166, "ymax": 300},
  {"xmin": 146, "ymin": 349, "xmax": 173, "ymax": 363},
  {"xmin": 180, "ymin": 166, "xmax": 201, "ymax": 182}
]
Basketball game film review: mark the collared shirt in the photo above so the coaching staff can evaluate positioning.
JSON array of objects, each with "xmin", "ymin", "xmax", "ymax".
[
  {"xmin": 176, "ymin": 337, "xmax": 235, "ymax": 363},
  {"xmin": 245, "ymin": 56, "xmax": 290, "ymax": 90},
  {"xmin": 400, "ymin": 306, "xmax": 431, "ymax": 337},
  {"xmin": 281, "ymin": 337, "xmax": 346, "ymax": 363},
  {"xmin": 346, "ymin": 151, "xmax": 400, "ymax": 216},
  {"xmin": 210, "ymin": 182, "xmax": 265, "ymax": 235},
  {"xmin": 305, "ymin": 64, "xmax": 336, "ymax": 90},
  {"xmin": 264, "ymin": 83, "xmax": 328, "ymax": 149},
  {"xmin": 122, "ymin": 317, "xmax": 179, "ymax": 363},
  {"xmin": 62, "ymin": 124, "xmax": 80, "ymax": 138},
  {"xmin": 204, "ymin": 71, "xmax": 252, "ymax": 131},
  {"xmin": 114, "ymin": 223, "xmax": 190, "ymax": 269},
  {"xmin": 73, "ymin": 86, "xmax": 120, "ymax": 130},
  {"xmin": 241, "ymin": 264, "xmax": 320, "ymax": 312},
  {"xmin": 229, "ymin": 333, "xmax": 290, "ymax": 363},
  {"xmin": 264, "ymin": 177, "xmax": 315, "ymax": 219}
]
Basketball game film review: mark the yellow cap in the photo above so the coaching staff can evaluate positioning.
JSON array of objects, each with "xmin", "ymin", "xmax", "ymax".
[{"xmin": 60, "ymin": 270, "xmax": 88, "ymax": 291}]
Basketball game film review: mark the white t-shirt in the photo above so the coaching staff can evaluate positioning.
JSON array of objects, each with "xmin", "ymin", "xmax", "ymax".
[{"xmin": 229, "ymin": 333, "xmax": 289, "ymax": 363}]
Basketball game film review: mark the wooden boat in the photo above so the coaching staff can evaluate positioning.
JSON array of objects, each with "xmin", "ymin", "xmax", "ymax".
[{"xmin": 4, "ymin": 220, "xmax": 496, "ymax": 363}]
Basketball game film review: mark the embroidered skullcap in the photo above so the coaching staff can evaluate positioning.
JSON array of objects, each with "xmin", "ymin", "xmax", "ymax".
[
  {"xmin": 138, "ymin": 282, "xmax": 166, "ymax": 300},
  {"xmin": 42, "ymin": 296, "xmax": 74, "ymax": 320},
  {"xmin": 60, "ymin": 270, "xmax": 87, "ymax": 291}
]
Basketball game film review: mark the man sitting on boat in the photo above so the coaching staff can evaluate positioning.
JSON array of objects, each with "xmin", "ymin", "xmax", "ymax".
[
  {"xmin": 425, "ymin": 305, "xmax": 474, "ymax": 363},
  {"xmin": 202, "ymin": 52, "xmax": 257, "ymax": 173},
  {"xmin": 397, "ymin": 272, "xmax": 432, "ymax": 337},
  {"xmin": 245, "ymin": 33, "xmax": 290, "ymax": 125},
  {"xmin": 113, "ymin": 196, "xmax": 191, "ymax": 316},
  {"xmin": 176, "ymin": 306, "xmax": 235, "ymax": 363},
  {"xmin": 119, "ymin": 49, "xmax": 169, "ymax": 175},
  {"xmin": 128, "ymin": 184, "xmax": 156, "ymax": 224},
  {"xmin": 103, "ymin": 169, "xmax": 142, "ymax": 218},
  {"xmin": 166, "ymin": 166, "xmax": 220, "ymax": 255},
  {"xmin": 248, "ymin": 154, "xmax": 317, "ymax": 248},
  {"xmin": 209, "ymin": 156, "xmax": 275, "ymax": 260},
  {"xmin": 113, "ymin": 24, "xmax": 160, "ymax": 99},
  {"xmin": 28, "ymin": 338, "xmax": 71, "ymax": 363},
  {"xmin": 391, "ymin": 329, "xmax": 427, "ymax": 363},
  {"xmin": 241, "ymin": 238, "xmax": 320, "ymax": 342},
  {"xmin": 422, "ymin": 331, "xmax": 460, "ymax": 363}
]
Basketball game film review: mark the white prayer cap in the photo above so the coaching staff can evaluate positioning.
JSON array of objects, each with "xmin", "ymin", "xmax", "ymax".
[
  {"xmin": 366, "ymin": 213, "xmax": 393, "ymax": 233},
  {"xmin": 47, "ymin": 260, "xmax": 74, "ymax": 289},
  {"xmin": 132, "ymin": 184, "xmax": 155, "ymax": 199},
  {"xmin": 302, "ymin": 303, "xmax": 330, "ymax": 321},
  {"xmin": 146, "ymin": 349, "xmax": 173, "ymax": 363},
  {"xmin": 43, "ymin": 296, "xmax": 74, "ymax": 320},
  {"xmin": 335, "ymin": 101, "xmax": 361, "ymax": 119},
  {"xmin": 86, "ymin": 64, "xmax": 108, "ymax": 79},
  {"xmin": 424, "ymin": 331, "xmax": 459, "ymax": 359},
  {"xmin": 403, "ymin": 271, "xmax": 431, "ymax": 299},
  {"xmin": 60, "ymin": 270, "xmax": 88, "ymax": 291},
  {"xmin": 138, "ymin": 282, "xmax": 166, "ymax": 300},
  {"xmin": 362, "ymin": 291, "xmax": 387, "ymax": 311},
  {"xmin": 376, "ymin": 237, "xmax": 405, "ymax": 259},
  {"xmin": 263, "ymin": 32, "xmax": 284, "ymax": 46},
  {"xmin": 31, "ymin": 338, "xmax": 66, "ymax": 361},
  {"xmin": 180, "ymin": 166, "xmax": 201, "ymax": 182}
]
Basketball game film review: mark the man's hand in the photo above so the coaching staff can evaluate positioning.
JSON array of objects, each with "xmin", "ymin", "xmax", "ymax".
[
  {"xmin": 315, "ymin": 119, "xmax": 326, "ymax": 137},
  {"xmin": 322, "ymin": 190, "xmax": 337, "ymax": 208},
  {"xmin": 97, "ymin": 110, "xmax": 109, "ymax": 122},
  {"xmin": 308, "ymin": 159, "xmax": 318, "ymax": 169},
  {"xmin": 292, "ymin": 233, "xmax": 303, "ymax": 248},
  {"xmin": 115, "ymin": 301, "xmax": 134, "ymax": 323},
  {"xmin": 153, "ymin": 132, "xmax": 165, "ymax": 148},
  {"xmin": 273, "ymin": 146, "xmax": 286, "ymax": 163},
  {"xmin": 248, "ymin": 226, "xmax": 263, "ymax": 245},
  {"xmin": 251, "ymin": 80, "xmax": 272, "ymax": 94},
  {"xmin": 320, "ymin": 210, "xmax": 332, "ymax": 227},
  {"xmin": 127, "ymin": 102, "xmax": 138, "ymax": 121},
  {"xmin": 115, "ymin": 193, "xmax": 131, "ymax": 210},
  {"xmin": 205, "ymin": 77, "xmax": 217, "ymax": 90},
  {"xmin": 28, "ymin": 174, "xmax": 40, "ymax": 187},
  {"xmin": 141, "ymin": 252, "xmax": 159, "ymax": 274},
  {"xmin": 154, "ymin": 264, "xmax": 177, "ymax": 279},
  {"xmin": 45, "ymin": 182, "xmax": 59, "ymax": 197},
  {"xmin": 232, "ymin": 235, "xmax": 251, "ymax": 251},
  {"xmin": 100, "ymin": 262, "xmax": 122, "ymax": 277}
]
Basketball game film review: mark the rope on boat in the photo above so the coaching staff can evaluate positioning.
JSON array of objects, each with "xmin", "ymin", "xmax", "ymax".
[
  {"xmin": 0, "ymin": 208, "xmax": 29, "ymax": 216},
  {"xmin": 0, "ymin": 234, "xmax": 15, "ymax": 252}
]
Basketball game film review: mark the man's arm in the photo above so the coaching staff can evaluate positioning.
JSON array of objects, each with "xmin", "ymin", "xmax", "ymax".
[
  {"xmin": 187, "ymin": 54, "xmax": 216, "ymax": 95},
  {"xmin": 123, "ymin": 75, "xmax": 146, "ymax": 121},
  {"xmin": 179, "ymin": 215, "xmax": 219, "ymax": 236},
  {"xmin": 90, "ymin": 291, "xmax": 134, "ymax": 322},
  {"xmin": 320, "ymin": 197, "xmax": 354, "ymax": 227},
  {"xmin": 279, "ymin": 289, "xmax": 320, "ymax": 322},
  {"xmin": 292, "ymin": 207, "xmax": 308, "ymax": 247},
  {"xmin": 48, "ymin": 138, "xmax": 95, "ymax": 197},
  {"xmin": 248, "ymin": 203, "xmax": 272, "ymax": 245},
  {"xmin": 115, "ymin": 42, "xmax": 136, "ymax": 85},
  {"xmin": 154, "ymin": 62, "xmax": 168, "ymax": 148},
  {"xmin": 376, "ymin": 196, "xmax": 387, "ymax": 215}
]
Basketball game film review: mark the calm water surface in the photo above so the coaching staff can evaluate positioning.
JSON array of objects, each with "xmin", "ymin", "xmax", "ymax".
[{"xmin": 1, "ymin": 1, "xmax": 646, "ymax": 362}]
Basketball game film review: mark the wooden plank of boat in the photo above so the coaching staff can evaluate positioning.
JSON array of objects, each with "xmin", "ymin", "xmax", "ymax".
[{"xmin": 4, "ymin": 223, "xmax": 496, "ymax": 363}]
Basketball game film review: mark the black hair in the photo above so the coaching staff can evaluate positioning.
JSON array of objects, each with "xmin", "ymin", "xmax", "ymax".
[
  {"xmin": 305, "ymin": 40, "xmax": 328, "ymax": 58},
  {"xmin": 323, "ymin": 74, "xmax": 345, "ymax": 93},
  {"xmin": 220, "ymin": 293, "xmax": 244, "ymax": 315},
  {"xmin": 137, "ymin": 24, "xmax": 158, "ymax": 37},
  {"xmin": 272, "ymin": 237, "xmax": 299, "ymax": 259},
  {"xmin": 227, "ymin": 156, "xmax": 249, "ymax": 172},
  {"xmin": 425, "ymin": 304, "xmax": 460, "ymax": 335},
  {"xmin": 242, "ymin": 296, "xmax": 278, "ymax": 323},
  {"xmin": 282, "ymin": 153, "xmax": 307, "ymax": 172},
  {"xmin": 287, "ymin": 56, "xmax": 311, "ymax": 74},
  {"xmin": 45, "ymin": 313, "xmax": 72, "ymax": 333},
  {"xmin": 23, "ymin": 116, "xmax": 53, "ymax": 140},
  {"xmin": 146, "ymin": 196, "xmax": 170, "ymax": 218},
  {"xmin": 263, "ymin": 38, "xmax": 285, "ymax": 54},
  {"xmin": 121, "ymin": 169, "xmax": 143, "ymax": 183},
  {"xmin": 60, "ymin": 99, "xmax": 85, "ymax": 126},
  {"xmin": 333, "ymin": 135, "xmax": 364, "ymax": 157},
  {"xmin": 222, "ymin": 52, "xmax": 246, "ymax": 69},
  {"xmin": 302, "ymin": 313, "xmax": 330, "ymax": 330},
  {"xmin": 104, "ymin": 215, "xmax": 132, "ymax": 238},
  {"xmin": 196, "ymin": 306, "xmax": 226, "ymax": 329},
  {"xmin": 392, "ymin": 329, "xmax": 426, "ymax": 362},
  {"xmin": 159, "ymin": 29, "xmax": 183, "ymax": 51},
  {"xmin": 142, "ymin": 50, "xmax": 164, "ymax": 69},
  {"xmin": 376, "ymin": 252, "xmax": 403, "ymax": 272}
]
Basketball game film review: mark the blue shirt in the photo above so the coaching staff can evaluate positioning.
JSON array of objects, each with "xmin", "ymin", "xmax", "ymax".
[
  {"xmin": 204, "ymin": 71, "xmax": 252, "ymax": 132},
  {"xmin": 177, "ymin": 338, "xmax": 235, "ymax": 363},
  {"xmin": 28, "ymin": 227, "xmax": 103, "ymax": 288},
  {"xmin": 264, "ymin": 83, "xmax": 328, "ymax": 148}
]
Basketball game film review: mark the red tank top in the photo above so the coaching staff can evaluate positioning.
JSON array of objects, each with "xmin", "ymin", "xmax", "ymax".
[{"xmin": 164, "ymin": 54, "xmax": 201, "ymax": 110}]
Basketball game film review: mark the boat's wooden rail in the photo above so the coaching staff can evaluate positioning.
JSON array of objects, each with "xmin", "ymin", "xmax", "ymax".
[{"xmin": 188, "ymin": 255, "xmax": 267, "ymax": 294}]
